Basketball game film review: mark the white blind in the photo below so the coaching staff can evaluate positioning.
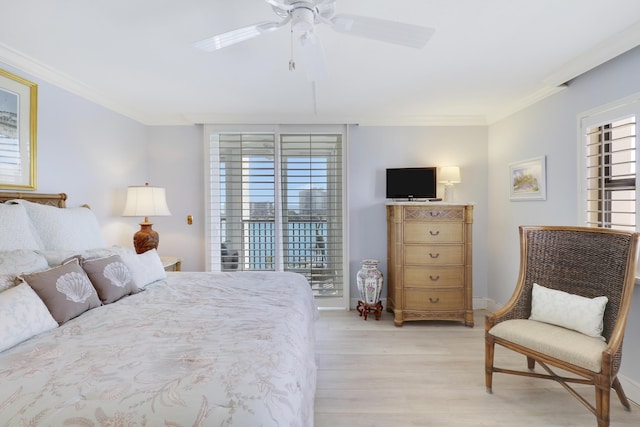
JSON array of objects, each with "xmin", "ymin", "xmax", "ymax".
[
  {"xmin": 280, "ymin": 133, "xmax": 343, "ymax": 297},
  {"xmin": 585, "ymin": 116, "xmax": 636, "ymax": 231},
  {"xmin": 217, "ymin": 133, "xmax": 276, "ymax": 271},
  {"xmin": 0, "ymin": 111, "xmax": 21, "ymax": 183}
]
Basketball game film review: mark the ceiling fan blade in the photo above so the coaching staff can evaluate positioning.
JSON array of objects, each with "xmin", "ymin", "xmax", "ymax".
[
  {"xmin": 330, "ymin": 14, "xmax": 434, "ymax": 49},
  {"xmin": 265, "ymin": 0, "xmax": 294, "ymax": 11},
  {"xmin": 193, "ymin": 20, "xmax": 286, "ymax": 52},
  {"xmin": 298, "ymin": 31, "xmax": 328, "ymax": 82}
]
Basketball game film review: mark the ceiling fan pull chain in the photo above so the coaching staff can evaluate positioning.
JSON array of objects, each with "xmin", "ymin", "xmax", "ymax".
[{"xmin": 289, "ymin": 26, "xmax": 296, "ymax": 71}]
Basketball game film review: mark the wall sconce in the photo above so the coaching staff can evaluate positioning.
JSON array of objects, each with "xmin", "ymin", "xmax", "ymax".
[
  {"xmin": 439, "ymin": 166, "xmax": 461, "ymax": 202},
  {"xmin": 122, "ymin": 183, "xmax": 171, "ymax": 254}
]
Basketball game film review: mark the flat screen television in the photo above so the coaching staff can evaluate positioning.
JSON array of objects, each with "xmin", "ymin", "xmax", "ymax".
[{"xmin": 386, "ymin": 167, "xmax": 437, "ymax": 200}]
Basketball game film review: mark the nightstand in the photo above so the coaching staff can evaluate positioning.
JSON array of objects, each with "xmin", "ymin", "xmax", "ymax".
[{"xmin": 161, "ymin": 256, "xmax": 182, "ymax": 272}]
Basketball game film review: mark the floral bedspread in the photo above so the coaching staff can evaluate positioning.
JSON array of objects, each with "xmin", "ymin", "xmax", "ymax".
[{"xmin": 0, "ymin": 271, "xmax": 318, "ymax": 426}]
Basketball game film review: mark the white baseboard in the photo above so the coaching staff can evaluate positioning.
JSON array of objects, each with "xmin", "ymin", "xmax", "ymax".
[{"xmin": 620, "ymin": 374, "xmax": 640, "ymax": 405}]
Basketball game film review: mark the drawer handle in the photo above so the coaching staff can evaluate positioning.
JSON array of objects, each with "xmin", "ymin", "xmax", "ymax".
[
  {"xmin": 429, "ymin": 230, "xmax": 440, "ymax": 236},
  {"xmin": 430, "ymin": 211, "xmax": 440, "ymax": 217},
  {"xmin": 429, "ymin": 253, "xmax": 440, "ymax": 259},
  {"xmin": 429, "ymin": 275, "xmax": 440, "ymax": 281},
  {"xmin": 429, "ymin": 297, "xmax": 440, "ymax": 303}
]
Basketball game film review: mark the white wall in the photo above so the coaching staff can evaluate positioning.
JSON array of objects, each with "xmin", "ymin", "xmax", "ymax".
[
  {"xmin": 487, "ymin": 46, "xmax": 640, "ymax": 400},
  {"xmin": 147, "ymin": 125, "xmax": 205, "ymax": 272},
  {"xmin": 0, "ymin": 61, "xmax": 149, "ymax": 247},
  {"xmin": 348, "ymin": 125, "xmax": 489, "ymax": 307}
]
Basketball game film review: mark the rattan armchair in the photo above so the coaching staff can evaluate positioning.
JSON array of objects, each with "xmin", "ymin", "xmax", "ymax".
[{"xmin": 485, "ymin": 226, "xmax": 640, "ymax": 427}]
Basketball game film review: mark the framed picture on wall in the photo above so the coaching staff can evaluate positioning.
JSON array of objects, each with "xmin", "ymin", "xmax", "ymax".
[
  {"xmin": 0, "ymin": 68, "xmax": 37, "ymax": 190},
  {"xmin": 509, "ymin": 156, "xmax": 546, "ymax": 201}
]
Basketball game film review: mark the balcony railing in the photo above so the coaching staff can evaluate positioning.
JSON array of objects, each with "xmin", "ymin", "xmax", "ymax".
[{"xmin": 221, "ymin": 218, "xmax": 341, "ymax": 297}]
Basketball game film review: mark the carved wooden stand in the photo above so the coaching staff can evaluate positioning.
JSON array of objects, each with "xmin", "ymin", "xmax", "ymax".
[{"xmin": 356, "ymin": 300, "xmax": 383, "ymax": 321}]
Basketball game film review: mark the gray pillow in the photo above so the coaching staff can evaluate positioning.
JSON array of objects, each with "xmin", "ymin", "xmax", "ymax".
[
  {"xmin": 20, "ymin": 258, "xmax": 101, "ymax": 324},
  {"xmin": 82, "ymin": 255, "xmax": 139, "ymax": 304}
]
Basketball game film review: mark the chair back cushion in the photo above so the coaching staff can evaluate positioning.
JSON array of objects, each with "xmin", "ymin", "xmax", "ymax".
[
  {"xmin": 529, "ymin": 283, "xmax": 608, "ymax": 339},
  {"xmin": 514, "ymin": 227, "xmax": 636, "ymax": 342}
]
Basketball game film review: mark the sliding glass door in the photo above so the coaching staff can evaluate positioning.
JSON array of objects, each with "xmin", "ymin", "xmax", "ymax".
[{"xmin": 206, "ymin": 125, "xmax": 347, "ymax": 307}]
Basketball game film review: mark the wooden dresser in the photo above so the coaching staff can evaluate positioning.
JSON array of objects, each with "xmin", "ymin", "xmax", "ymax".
[{"xmin": 386, "ymin": 203, "xmax": 473, "ymax": 327}]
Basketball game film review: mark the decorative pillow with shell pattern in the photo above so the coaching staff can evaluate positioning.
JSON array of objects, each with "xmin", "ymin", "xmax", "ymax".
[
  {"xmin": 35, "ymin": 246, "xmax": 167, "ymax": 288},
  {"xmin": 82, "ymin": 255, "xmax": 140, "ymax": 304},
  {"xmin": 19, "ymin": 258, "xmax": 101, "ymax": 325},
  {"xmin": 102, "ymin": 246, "xmax": 167, "ymax": 288}
]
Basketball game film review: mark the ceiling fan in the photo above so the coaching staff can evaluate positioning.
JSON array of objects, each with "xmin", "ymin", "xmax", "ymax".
[{"xmin": 194, "ymin": 0, "xmax": 435, "ymax": 81}]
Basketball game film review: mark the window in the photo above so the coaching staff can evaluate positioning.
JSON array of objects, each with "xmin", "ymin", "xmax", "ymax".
[
  {"xmin": 0, "ymin": 110, "xmax": 21, "ymax": 184},
  {"xmin": 584, "ymin": 116, "xmax": 636, "ymax": 231},
  {"xmin": 205, "ymin": 125, "xmax": 346, "ymax": 306}
]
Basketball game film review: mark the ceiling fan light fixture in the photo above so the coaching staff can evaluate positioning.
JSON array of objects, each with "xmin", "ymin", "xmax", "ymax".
[{"xmin": 291, "ymin": 7, "xmax": 315, "ymax": 32}]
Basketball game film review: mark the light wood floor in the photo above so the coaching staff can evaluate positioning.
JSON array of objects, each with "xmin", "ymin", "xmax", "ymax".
[{"xmin": 314, "ymin": 309, "xmax": 640, "ymax": 427}]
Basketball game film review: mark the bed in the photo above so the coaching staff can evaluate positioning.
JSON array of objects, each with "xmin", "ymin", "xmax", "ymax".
[{"xmin": 0, "ymin": 192, "xmax": 318, "ymax": 426}]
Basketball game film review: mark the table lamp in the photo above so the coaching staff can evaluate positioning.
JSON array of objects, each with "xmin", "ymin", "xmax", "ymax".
[
  {"xmin": 439, "ymin": 166, "xmax": 461, "ymax": 202},
  {"xmin": 122, "ymin": 183, "xmax": 171, "ymax": 254}
]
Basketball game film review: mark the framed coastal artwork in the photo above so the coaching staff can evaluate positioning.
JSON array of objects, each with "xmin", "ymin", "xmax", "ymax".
[
  {"xmin": 509, "ymin": 156, "xmax": 546, "ymax": 201},
  {"xmin": 0, "ymin": 68, "xmax": 37, "ymax": 190}
]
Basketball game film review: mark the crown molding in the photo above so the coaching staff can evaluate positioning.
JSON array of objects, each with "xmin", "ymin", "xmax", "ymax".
[
  {"xmin": 543, "ymin": 20, "xmax": 640, "ymax": 88},
  {"xmin": 182, "ymin": 112, "xmax": 487, "ymax": 127},
  {"xmin": 487, "ymin": 20, "xmax": 640, "ymax": 125},
  {"xmin": 0, "ymin": 42, "xmax": 153, "ymax": 125},
  {"xmin": 486, "ymin": 85, "xmax": 568, "ymax": 125}
]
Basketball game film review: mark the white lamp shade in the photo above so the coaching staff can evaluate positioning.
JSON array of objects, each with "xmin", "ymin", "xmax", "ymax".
[
  {"xmin": 122, "ymin": 185, "xmax": 171, "ymax": 217},
  {"xmin": 439, "ymin": 166, "xmax": 461, "ymax": 184}
]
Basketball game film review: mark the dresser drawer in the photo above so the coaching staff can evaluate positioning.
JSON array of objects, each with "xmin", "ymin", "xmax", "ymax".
[
  {"xmin": 405, "ymin": 288, "xmax": 464, "ymax": 310},
  {"xmin": 404, "ymin": 222, "xmax": 463, "ymax": 243},
  {"xmin": 404, "ymin": 244, "xmax": 463, "ymax": 265},
  {"xmin": 404, "ymin": 266, "xmax": 464, "ymax": 287},
  {"xmin": 404, "ymin": 207, "xmax": 464, "ymax": 221}
]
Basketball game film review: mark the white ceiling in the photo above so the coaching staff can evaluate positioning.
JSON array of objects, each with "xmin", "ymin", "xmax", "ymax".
[{"xmin": 1, "ymin": 0, "xmax": 640, "ymax": 126}]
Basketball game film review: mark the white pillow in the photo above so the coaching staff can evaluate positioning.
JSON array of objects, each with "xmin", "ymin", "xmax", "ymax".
[
  {"xmin": 0, "ymin": 250, "xmax": 49, "ymax": 292},
  {"xmin": 116, "ymin": 247, "xmax": 167, "ymax": 288},
  {"xmin": 11, "ymin": 200, "xmax": 106, "ymax": 251},
  {"xmin": 0, "ymin": 282, "xmax": 58, "ymax": 352},
  {"xmin": 529, "ymin": 283, "xmax": 608, "ymax": 340},
  {"xmin": 0, "ymin": 204, "xmax": 43, "ymax": 251}
]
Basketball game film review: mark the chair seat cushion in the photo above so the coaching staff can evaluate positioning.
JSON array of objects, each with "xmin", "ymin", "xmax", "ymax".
[{"xmin": 489, "ymin": 319, "xmax": 608, "ymax": 372}]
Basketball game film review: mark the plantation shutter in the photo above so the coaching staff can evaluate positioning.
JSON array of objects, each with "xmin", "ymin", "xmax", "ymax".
[
  {"xmin": 280, "ymin": 133, "xmax": 344, "ymax": 297},
  {"xmin": 217, "ymin": 133, "xmax": 276, "ymax": 271},
  {"xmin": 585, "ymin": 116, "xmax": 636, "ymax": 231},
  {"xmin": 0, "ymin": 118, "xmax": 21, "ymax": 183}
]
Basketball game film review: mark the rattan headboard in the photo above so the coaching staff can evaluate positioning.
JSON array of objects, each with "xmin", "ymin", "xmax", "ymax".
[{"xmin": 0, "ymin": 192, "xmax": 67, "ymax": 207}]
